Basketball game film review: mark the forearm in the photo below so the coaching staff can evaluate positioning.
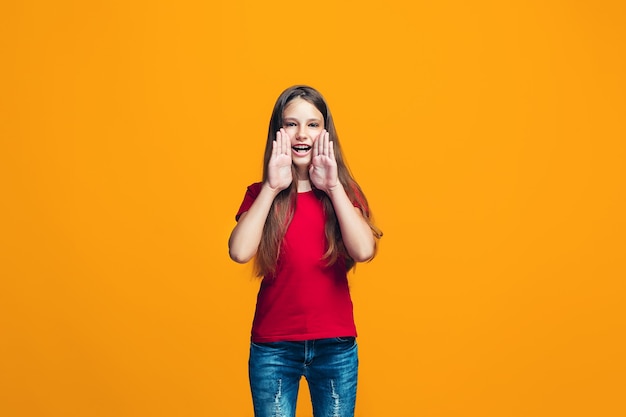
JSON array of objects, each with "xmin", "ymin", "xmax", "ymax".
[
  {"xmin": 327, "ymin": 183, "xmax": 376, "ymax": 262},
  {"xmin": 228, "ymin": 183, "xmax": 280, "ymax": 263}
]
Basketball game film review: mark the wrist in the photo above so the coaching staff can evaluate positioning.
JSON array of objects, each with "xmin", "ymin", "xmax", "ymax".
[
  {"xmin": 263, "ymin": 181, "xmax": 285, "ymax": 196},
  {"xmin": 325, "ymin": 182, "xmax": 343, "ymax": 195}
]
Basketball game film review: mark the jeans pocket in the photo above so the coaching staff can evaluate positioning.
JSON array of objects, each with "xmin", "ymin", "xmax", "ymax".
[
  {"xmin": 251, "ymin": 340, "xmax": 283, "ymax": 349},
  {"xmin": 335, "ymin": 336, "xmax": 356, "ymax": 343}
]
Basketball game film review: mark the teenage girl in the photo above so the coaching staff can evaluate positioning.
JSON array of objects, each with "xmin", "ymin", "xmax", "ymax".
[{"xmin": 228, "ymin": 85, "xmax": 382, "ymax": 417}]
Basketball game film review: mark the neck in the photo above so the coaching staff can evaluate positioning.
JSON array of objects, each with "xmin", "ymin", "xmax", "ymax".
[{"xmin": 297, "ymin": 179, "xmax": 312, "ymax": 193}]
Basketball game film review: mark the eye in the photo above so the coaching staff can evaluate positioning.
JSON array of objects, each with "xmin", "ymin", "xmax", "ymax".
[
  {"xmin": 309, "ymin": 123, "xmax": 320, "ymax": 128},
  {"xmin": 284, "ymin": 122, "xmax": 297, "ymax": 127}
]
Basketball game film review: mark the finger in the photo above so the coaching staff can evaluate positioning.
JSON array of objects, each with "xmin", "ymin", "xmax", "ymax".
[
  {"xmin": 322, "ymin": 130, "xmax": 328, "ymax": 156},
  {"xmin": 276, "ymin": 130, "xmax": 284, "ymax": 155},
  {"xmin": 313, "ymin": 130, "xmax": 320, "ymax": 157},
  {"xmin": 273, "ymin": 131, "xmax": 280, "ymax": 157},
  {"xmin": 280, "ymin": 128, "xmax": 290, "ymax": 155},
  {"xmin": 316, "ymin": 130, "xmax": 325, "ymax": 157},
  {"xmin": 329, "ymin": 137, "xmax": 335, "ymax": 161}
]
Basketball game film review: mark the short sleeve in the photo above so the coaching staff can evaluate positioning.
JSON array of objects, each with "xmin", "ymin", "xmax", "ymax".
[
  {"xmin": 235, "ymin": 182, "xmax": 263, "ymax": 221},
  {"xmin": 349, "ymin": 182, "xmax": 369, "ymax": 215}
]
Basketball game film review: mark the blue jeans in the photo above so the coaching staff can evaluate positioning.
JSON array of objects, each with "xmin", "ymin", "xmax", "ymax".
[{"xmin": 249, "ymin": 337, "xmax": 358, "ymax": 417}]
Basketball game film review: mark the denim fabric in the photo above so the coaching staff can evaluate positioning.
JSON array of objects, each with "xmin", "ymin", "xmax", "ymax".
[{"xmin": 249, "ymin": 337, "xmax": 358, "ymax": 417}]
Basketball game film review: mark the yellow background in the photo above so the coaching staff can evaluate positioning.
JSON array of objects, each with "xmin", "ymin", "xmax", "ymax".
[{"xmin": 2, "ymin": 1, "xmax": 625, "ymax": 416}]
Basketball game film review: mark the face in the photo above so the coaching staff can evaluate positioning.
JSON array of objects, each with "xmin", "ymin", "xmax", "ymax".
[{"xmin": 282, "ymin": 98, "xmax": 324, "ymax": 172}]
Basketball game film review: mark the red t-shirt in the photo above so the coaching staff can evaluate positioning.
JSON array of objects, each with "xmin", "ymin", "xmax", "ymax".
[{"xmin": 235, "ymin": 182, "xmax": 357, "ymax": 343}]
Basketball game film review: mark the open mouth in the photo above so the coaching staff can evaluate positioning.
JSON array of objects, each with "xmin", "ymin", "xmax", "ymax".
[{"xmin": 292, "ymin": 145, "xmax": 312, "ymax": 154}]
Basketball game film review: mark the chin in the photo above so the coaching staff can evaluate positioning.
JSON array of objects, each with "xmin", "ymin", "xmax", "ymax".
[
  {"xmin": 293, "ymin": 158, "xmax": 311, "ymax": 168},
  {"xmin": 292, "ymin": 160, "xmax": 311, "ymax": 176}
]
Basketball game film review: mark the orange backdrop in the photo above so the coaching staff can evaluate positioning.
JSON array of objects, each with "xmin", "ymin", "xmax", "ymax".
[{"xmin": 2, "ymin": 1, "xmax": 625, "ymax": 416}]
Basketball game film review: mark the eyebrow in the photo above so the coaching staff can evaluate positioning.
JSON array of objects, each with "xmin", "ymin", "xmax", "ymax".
[{"xmin": 283, "ymin": 117, "xmax": 322, "ymax": 123}]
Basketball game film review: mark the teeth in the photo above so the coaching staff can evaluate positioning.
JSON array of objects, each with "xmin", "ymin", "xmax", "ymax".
[{"xmin": 293, "ymin": 145, "xmax": 311, "ymax": 152}]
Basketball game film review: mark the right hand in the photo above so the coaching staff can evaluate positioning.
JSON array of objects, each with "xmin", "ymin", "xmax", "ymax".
[{"xmin": 266, "ymin": 128, "xmax": 293, "ymax": 191}]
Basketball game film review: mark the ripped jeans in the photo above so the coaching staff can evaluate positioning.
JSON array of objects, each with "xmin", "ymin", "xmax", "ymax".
[{"xmin": 249, "ymin": 337, "xmax": 358, "ymax": 417}]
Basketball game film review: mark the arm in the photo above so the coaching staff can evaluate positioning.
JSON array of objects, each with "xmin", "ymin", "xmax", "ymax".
[
  {"xmin": 328, "ymin": 184, "xmax": 376, "ymax": 262},
  {"xmin": 309, "ymin": 130, "xmax": 376, "ymax": 262},
  {"xmin": 228, "ymin": 129, "xmax": 293, "ymax": 263},
  {"xmin": 228, "ymin": 183, "xmax": 281, "ymax": 263}
]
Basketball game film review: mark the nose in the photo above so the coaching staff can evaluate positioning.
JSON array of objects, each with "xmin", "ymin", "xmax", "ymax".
[{"xmin": 295, "ymin": 125, "xmax": 308, "ymax": 141}]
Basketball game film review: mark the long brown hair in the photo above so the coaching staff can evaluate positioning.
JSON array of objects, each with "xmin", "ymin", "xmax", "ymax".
[{"xmin": 255, "ymin": 85, "xmax": 382, "ymax": 277}]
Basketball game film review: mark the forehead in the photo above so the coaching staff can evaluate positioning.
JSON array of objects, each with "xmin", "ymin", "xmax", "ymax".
[{"xmin": 283, "ymin": 98, "xmax": 323, "ymax": 120}]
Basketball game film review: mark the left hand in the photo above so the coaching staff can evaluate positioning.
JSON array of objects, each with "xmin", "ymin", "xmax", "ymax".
[{"xmin": 309, "ymin": 129, "xmax": 339, "ymax": 193}]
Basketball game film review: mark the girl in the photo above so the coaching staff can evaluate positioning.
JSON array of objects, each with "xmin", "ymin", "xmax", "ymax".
[{"xmin": 228, "ymin": 85, "xmax": 382, "ymax": 417}]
